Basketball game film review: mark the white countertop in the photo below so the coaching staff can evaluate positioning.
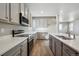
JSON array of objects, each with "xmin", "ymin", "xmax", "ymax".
[
  {"xmin": 50, "ymin": 33, "xmax": 79, "ymax": 53},
  {"xmin": 0, "ymin": 35, "xmax": 28, "ymax": 56},
  {"xmin": 16, "ymin": 32, "xmax": 36, "ymax": 36}
]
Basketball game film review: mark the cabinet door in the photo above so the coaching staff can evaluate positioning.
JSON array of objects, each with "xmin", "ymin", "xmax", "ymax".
[
  {"xmin": 21, "ymin": 3, "xmax": 25, "ymax": 16},
  {"xmin": 55, "ymin": 39, "xmax": 62, "ymax": 56},
  {"xmin": 2, "ymin": 45, "xmax": 21, "ymax": 56},
  {"xmin": 51, "ymin": 36, "xmax": 55, "ymax": 55},
  {"xmin": 63, "ymin": 44, "xmax": 77, "ymax": 56},
  {"xmin": 28, "ymin": 9, "xmax": 32, "ymax": 27},
  {"xmin": 55, "ymin": 45, "xmax": 61, "ymax": 56},
  {"xmin": 21, "ymin": 40, "xmax": 27, "ymax": 56},
  {"xmin": 49, "ymin": 35, "xmax": 52, "ymax": 51},
  {"xmin": 63, "ymin": 49, "xmax": 70, "ymax": 56},
  {"xmin": 33, "ymin": 34, "xmax": 37, "ymax": 44},
  {"xmin": 0, "ymin": 3, "xmax": 8, "ymax": 21},
  {"xmin": 10, "ymin": 3, "xmax": 19, "ymax": 24},
  {"xmin": 6, "ymin": 3, "xmax": 9, "ymax": 22},
  {"xmin": 25, "ymin": 8, "xmax": 28, "ymax": 18},
  {"xmin": 29, "ymin": 13, "xmax": 32, "ymax": 27}
]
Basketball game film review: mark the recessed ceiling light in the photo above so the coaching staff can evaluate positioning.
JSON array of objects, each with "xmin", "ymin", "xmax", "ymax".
[
  {"xmin": 60, "ymin": 10, "xmax": 63, "ymax": 14},
  {"xmin": 41, "ymin": 11, "xmax": 44, "ymax": 14}
]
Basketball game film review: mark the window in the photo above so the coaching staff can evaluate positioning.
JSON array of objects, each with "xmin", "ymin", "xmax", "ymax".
[
  {"xmin": 32, "ymin": 18, "xmax": 48, "ymax": 32},
  {"xmin": 59, "ymin": 24, "xmax": 62, "ymax": 31},
  {"xmin": 69, "ymin": 23, "xmax": 73, "ymax": 32}
]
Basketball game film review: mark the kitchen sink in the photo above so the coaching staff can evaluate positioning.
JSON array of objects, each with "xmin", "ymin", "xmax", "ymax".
[{"xmin": 56, "ymin": 35, "xmax": 73, "ymax": 40}]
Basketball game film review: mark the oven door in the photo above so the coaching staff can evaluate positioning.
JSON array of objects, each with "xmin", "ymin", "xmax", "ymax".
[{"xmin": 27, "ymin": 35, "xmax": 34, "ymax": 56}]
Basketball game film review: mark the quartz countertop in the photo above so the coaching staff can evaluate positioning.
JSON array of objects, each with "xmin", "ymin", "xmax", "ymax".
[
  {"xmin": 16, "ymin": 32, "xmax": 36, "ymax": 36},
  {"xmin": 50, "ymin": 33, "xmax": 79, "ymax": 53},
  {"xmin": 0, "ymin": 35, "xmax": 28, "ymax": 56}
]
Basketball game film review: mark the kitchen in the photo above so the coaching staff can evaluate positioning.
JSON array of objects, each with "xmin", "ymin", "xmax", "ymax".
[{"xmin": 0, "ymin": 3, "xmax": 79, "ymax": 56}]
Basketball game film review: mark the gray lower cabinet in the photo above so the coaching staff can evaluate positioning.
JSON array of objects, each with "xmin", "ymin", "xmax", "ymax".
[
  {"xmin": 49, "ymin": 35, "xmax": 62, "ymax": 56},
  {"xmin": 2, "ymin": 39, "xmax": 27, "ymax": 56},
  {"xmin": 20, "ymin": 40, "xmax": 27, "ymax": 56},
  {"xmin": 2, "ymin": 44, "xmax": 21, "ymax": 56},
  {"xmin": 51, "ymin": 35, "xmax": 55, "ymax": 55},
  {"xmin": 49, "ymin": 34, "xmax": 79, "ymax": 56},
  {"xmin": 49, "ymin": 35, "xmax": 52, "ymax": 51},
  {"xmin": 63, "ymin": 44, "xmax": 78, "ymax": 56},
  {"xmin": 55, "ymin": 39, "xmax": 62, "ymax": 56}
]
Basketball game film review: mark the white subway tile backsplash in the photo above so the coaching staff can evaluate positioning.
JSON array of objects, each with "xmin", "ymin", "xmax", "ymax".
[{"xmin": 0, "ymin": 22, "xmax": 28, "ymax": 36}]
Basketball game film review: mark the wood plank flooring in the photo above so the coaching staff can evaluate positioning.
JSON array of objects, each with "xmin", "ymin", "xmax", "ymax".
[{"xmin": 31, "ymin": 39, "xmax": 53, "ymax": 56}]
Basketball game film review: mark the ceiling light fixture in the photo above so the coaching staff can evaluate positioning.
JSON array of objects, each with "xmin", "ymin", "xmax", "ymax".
[{"xmin": 41, "ymin": 11, "xmax": 44, "ymax": 14}]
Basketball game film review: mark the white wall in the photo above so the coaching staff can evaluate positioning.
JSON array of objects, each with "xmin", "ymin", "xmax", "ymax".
[
  {"xmin": 73, "ymin": 19, "xmax": 79, "ymax": 35},
  {"xmin": 48, "ymin": 23, "xmax": 56, "ymax": 33},
  {"xmin": 0, "ymin": 22, "xmax": 29, "ymax": 36},
  {"xmin": 47, "ymin": 17, "xmax": 56, "ymax": 33}
]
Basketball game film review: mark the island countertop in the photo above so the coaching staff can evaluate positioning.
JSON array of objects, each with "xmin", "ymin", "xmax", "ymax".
[
  {"xmin": 50, "ymin": 33, "xmax": 79, "ymax": 53},
  {"xmin": 0, "ymin": 35, "xmax": 28, "ymax": 56}
]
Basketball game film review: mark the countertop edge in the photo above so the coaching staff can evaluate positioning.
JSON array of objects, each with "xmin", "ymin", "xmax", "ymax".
[
  {"xmin": 49, "ymin": 33, "xmax": 79, "ymax": 53},
  {"xmin": 0, "ymin": 36, "xmax": 28, "ymax": 56}
]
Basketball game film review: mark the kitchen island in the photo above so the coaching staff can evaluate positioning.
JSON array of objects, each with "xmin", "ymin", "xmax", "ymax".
[{"xmin": 49, "ymin": 33, "xmax": 79, "ymax": 56}]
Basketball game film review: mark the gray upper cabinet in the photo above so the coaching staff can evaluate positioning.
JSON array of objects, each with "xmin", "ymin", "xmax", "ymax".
[
  {"xmin": 20, "ymin": 3, "xmax": 27, "ymax": 17},
  {"xmin": 0, "ymin": 3, "xmax": 30, "ymax": 26},
  {"xmin": 0, "ymin": 3, "xmax": 9, "ymax": 22},
  {"xmin": 10, "ymin": 3, "xmax": 20, "ymax": 24},
  {"xmin": 0, "ymin": 3, "xmax": 20, "ymax": 24},
  {"xmin": 20, "ymin": 3, "xmax": 25, "ymax": 16}
]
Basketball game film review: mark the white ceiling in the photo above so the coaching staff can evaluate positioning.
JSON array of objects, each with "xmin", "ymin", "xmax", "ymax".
[
  {"xmin": 25, "ymin": 3, "xmax": 79, "ymax": 21},
  {"xmin": 26, "ymin": 3, "xmax": 60, "ymax": 16}
]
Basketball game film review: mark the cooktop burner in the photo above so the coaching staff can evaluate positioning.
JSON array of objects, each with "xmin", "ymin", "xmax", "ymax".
[{"xmin": 15, "ymin": 34, "xmax": 29, "ymax": 37}]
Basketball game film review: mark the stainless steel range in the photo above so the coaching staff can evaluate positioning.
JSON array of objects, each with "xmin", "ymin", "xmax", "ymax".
[{"xmin": 12, "ymin": 30, "xmax": 34, "ymax": 56}]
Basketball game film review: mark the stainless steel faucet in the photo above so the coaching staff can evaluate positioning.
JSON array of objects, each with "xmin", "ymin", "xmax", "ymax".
[
  {"xmin": 66, "ymin": 31, "xmax": 75, "ymax": 39},
  {"xmin": 65, "ymin": 31, "xmax": 70, "ymax": 37},
  {"xmin": 73, "ymin": 34, "xmax": 75, "ymax": 39}
]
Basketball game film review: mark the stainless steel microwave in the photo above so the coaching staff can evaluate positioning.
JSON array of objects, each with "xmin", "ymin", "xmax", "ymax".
[{"xmin": 19, "ymin": 13, "xmax": 29, "ymax": 26}]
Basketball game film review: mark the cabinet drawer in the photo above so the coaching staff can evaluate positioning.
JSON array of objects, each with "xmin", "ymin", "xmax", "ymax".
[
  {"xmin": 20, "ymin": 39, "xmax": 27, "ymax": 56},
  {"xmin": 21, "ymin": 45, "xmax": 27, "ymax": 56},
  {"xmin": 63, "ymin": 49, "xmax": 70, "ymax": 56},
  {"xmin": 55, "ymin": 39, "xmax": 61, "ymax": 46},
  {"xmin": 21, "ymin": 39, "xmax": 27, "ymax": 46},
  {"xmin": 55, "ymin": 45, "xmax": 61, "ymax": 56},
  {"xmin": 2, "ymin": 45, "xmax": 20, "ymax": 56},
  {"xmin": 63, "ymin": 44, "xmax": 77, "ymax": 56},
  {"xmin": 11, "ymin": 48, "xmax": 20, "ymax": 56}
]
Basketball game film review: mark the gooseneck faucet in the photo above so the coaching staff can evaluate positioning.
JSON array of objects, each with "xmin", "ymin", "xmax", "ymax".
[{"xmin": 65, "ymin": 31, "xmax": 75, "ymax": 39}]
